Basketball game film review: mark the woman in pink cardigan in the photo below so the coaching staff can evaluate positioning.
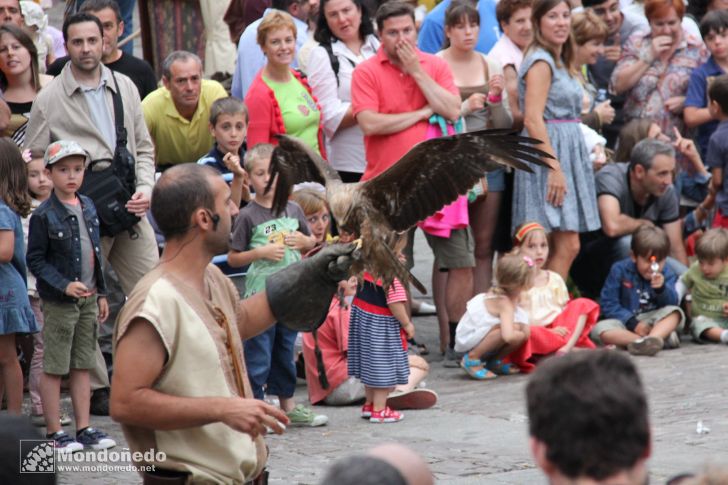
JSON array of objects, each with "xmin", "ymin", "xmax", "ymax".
[{"xmin": 245, "ymin": 10, "xmax": 326, "ymax": 158}]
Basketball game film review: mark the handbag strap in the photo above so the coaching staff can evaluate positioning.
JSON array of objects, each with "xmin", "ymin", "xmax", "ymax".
[{"xmin": 109, "ymin": 71, "xmax": 128, "ymax": 149}]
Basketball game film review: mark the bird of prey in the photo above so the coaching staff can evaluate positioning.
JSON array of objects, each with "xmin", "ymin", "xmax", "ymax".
[{"xmin": 265, "ymin": 129, "xmax": 553, "ymax": 293}]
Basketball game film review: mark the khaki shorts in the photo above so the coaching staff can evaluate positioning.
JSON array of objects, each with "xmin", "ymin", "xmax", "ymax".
[
  {"xmin": 41, "ymin": 296, "xmax": 98, "ymax": 375},
  {"xmin": 590, "ymin": 306, "xmax": 685, "ymax": 345},
  {"xmin": 424, "ymin": 227, "xmax": 475, "ymax": 270},
  {"xmin": 690, "ymin": 315, "xmax": 728, "ymax": 341}
]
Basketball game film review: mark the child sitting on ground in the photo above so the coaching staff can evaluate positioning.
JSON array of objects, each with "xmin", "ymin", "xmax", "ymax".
[
  {"xmin": 508, "ymin": 222, "xmax": 600, "ymax": 372},
  {"xmin": 591, "ymin": 225, "xmax": 684, "ymax": 356},
  {"xmin": 227, "ymin": 143, "xmax": 326, "ymax": 427},
  {"xmin": 348, "ymin": 234, "xmax": 416, "ymax": 423},
  {"xmin": 455, "ymin": 253, "xmax": 533, "ymax": 380},
  {"xmin": 197, "ymin": 96, "xmax": 250, "ymax": 207},
  {"xmin": 679, "ymin": 228, "xmax": 728, "ymax": 344}
]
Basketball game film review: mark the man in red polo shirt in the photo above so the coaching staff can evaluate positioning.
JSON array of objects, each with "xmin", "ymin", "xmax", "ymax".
[
  {"xmin": 352, "ymin": 2, "xmax": 470, "ymax": 366},
  {"xmin": 352, "ymin": 1, "xmax": 460, "ymax": 181}
]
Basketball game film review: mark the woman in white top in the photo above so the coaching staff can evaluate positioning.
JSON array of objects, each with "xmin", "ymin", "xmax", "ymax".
[
  {"xmin": 308, "ymin": 0, "xmax": 380, "ymax": 183},
  {"xmin": 438, "ymin": 0, "xmax": 512, "ymax": 295}
]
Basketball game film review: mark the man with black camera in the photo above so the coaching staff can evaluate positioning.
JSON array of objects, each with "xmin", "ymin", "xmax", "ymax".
[{"xmin": 25, "ymin": 12, "xmax": 158, "ymax": 413}]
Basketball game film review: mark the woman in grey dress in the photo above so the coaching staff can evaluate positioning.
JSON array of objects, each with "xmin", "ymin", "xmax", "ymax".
[{"xmin": 514, "ymin": 0, "xmax": 600, "ymax": 280}]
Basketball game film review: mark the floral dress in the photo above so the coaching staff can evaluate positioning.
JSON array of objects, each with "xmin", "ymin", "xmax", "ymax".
[{"xmin": 611, "ymin": 30, "xmax": 708, "ymax": 170}]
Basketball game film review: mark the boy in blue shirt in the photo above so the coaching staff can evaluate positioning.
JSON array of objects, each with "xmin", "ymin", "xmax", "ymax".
[
  {"xmin": 197, "ymin": 96, "xmax": 250, "ymax": 207},
  {"xmin": 706, "ymin": 74, "xmax": 728, "ymax": 229},
  {"xmin": 591, "ymin": 225, "xmax": 684, "ymax": 356},
  {"xmin": 685, "ymin": 10, "xmax": 728, "ymax": 158}
]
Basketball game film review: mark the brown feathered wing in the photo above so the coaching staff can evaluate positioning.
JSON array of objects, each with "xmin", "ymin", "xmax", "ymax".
[
  {"xmin": 349, "ymin": 129, "xmax": 554, "ymax": 291},
  {"xmin": 265, "ymin": 134, "xmax": 341, "ymax": 216}
]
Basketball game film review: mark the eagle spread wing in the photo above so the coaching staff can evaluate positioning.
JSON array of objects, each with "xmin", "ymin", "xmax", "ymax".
[
  {"xmin": 265, "ymin": 135, "xmax": 341, "ymax": 216},
  {"xmin": 358, "ymin": 129, "xmax": 554, "ymax": 232}
]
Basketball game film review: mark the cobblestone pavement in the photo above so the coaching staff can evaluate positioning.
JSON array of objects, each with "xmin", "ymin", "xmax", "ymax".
[{"xmin": 37, "ymin": 231, "xmax": 726, "ymax": 484}]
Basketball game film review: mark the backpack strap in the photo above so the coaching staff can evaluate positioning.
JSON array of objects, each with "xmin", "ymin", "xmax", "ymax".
[
  {"xmin": 322, "ymin": 42, "xmax": 341, "ymax": 86},
  {"xmin": 322, "ymin": 42, "xmax": 356, "ymax": 87}
]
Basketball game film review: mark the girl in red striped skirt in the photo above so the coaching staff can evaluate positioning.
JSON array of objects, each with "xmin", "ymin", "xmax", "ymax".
[{"xmin": 348, "ymin": 237, "xmax": 414, "ymax": 424}]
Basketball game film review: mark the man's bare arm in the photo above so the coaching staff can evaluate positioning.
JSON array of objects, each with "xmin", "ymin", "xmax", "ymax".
[
  {"xmin": 598, "ymin": 194, "xmax": 652, "ymax": 238},
  {"xmin": 663, "ymin": 220, "xmax": 688, "ymax": 266},
  {"xmin": 236, "ymin": 292, "xmax": 277, "ymax": 341},
  {"xmin": 397, "ymin": 41, "xmax": 460, "ymax": 120},
  {"xmin": 356, "ymin": 107, "xmax": 432, "ymax": 136},
  {"xmin": 409, "ymin": 69, "xmax": 460, "ymax": 121},
  {"xmin": 111, "ymin": 318, "xmax": 287, "ymax": 436}
]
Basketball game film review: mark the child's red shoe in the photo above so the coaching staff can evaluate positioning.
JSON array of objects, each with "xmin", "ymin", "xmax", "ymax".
[
  {"xmin": 369, "ymin": 406, "xmax": 403, "ymax": 423},
  {"xmin": 361, "ymin": 403, "xmax": 373, "ymax": 419}
]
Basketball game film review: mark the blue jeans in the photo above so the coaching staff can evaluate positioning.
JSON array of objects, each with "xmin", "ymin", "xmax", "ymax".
[{"xmin": 243, "ymin": 323, "xmax": 297, "ymax": 400}]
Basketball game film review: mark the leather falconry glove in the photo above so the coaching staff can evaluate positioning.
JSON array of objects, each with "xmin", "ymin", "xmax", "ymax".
[{"xmin": 266, "ymin": 242, "xmax": 358, "ymax": 331}]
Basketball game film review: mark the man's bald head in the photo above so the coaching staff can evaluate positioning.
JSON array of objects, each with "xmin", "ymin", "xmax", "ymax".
[
  {"xmin": 319, "ymin": 444, "xmax": 433, "ymax": 485},
  {"xmin": 152, "ymin": 164, "xmax": 218, "ymax": 240}
]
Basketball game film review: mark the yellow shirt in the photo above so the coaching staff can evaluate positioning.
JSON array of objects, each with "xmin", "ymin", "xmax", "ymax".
[
  {"xmin": 520, "ymin": 270, "xmax": 570, "ymax": 326},
  {"xmin": 142, "ymin": 79, "xmax": 227, "ymax": 166}
]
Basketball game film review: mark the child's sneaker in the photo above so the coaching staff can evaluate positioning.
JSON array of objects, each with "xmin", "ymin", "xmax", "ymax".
[
  {"xmin": 369, "ymin": 406, "xmax": 403, "ymax": 423},
  {"xmin": 361, "ymin": 403, "xmax": 373, "ymax": 419},
  {"xmin": 286, "ymin": 404, "xmax": 328, "ymax": 427},
  {"xmin": 664, "ymin": 331, "xmax": 681, "ymax": 349},
  {"xmin": 47, "ymin": 431, "xmax": 83, "ymax": 454},
  {"xmin": 627, "ymin": 336, "xmax": 664, "ymax": 356},
  {"xmin": 76, "ymin": 427, "xmax": 116, "ymax": 450}
]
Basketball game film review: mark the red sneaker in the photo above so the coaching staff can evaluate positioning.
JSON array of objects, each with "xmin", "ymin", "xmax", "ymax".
[
  {"xmin": 361, "ymin": 403, "xmax": 373, "ymax": 419},
  {"xmin": 369, "ymin": 406, "xmax": 403, "ymax": 423}
]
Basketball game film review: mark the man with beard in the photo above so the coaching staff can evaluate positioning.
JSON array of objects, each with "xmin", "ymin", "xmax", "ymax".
[{"xmin": 111, "ymin": 164, "xmax": 356, "ymax": 483}]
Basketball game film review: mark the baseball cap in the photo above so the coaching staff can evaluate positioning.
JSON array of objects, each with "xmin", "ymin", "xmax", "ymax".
[{"xmin": 43, "ymin": 140, "xmax": 90, "ymax": 167}]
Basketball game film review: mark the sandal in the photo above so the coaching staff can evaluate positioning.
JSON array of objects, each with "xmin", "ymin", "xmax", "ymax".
[
  {"xmin": 486, "ymin": 359, "xmax": 520, "ymax": 375},
  {"xmin": 460, "ymin": 355, "xmax": 497, "ymax": 380}
]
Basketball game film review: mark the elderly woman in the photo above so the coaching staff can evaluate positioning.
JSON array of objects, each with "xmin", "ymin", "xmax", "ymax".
[
  {"xmin": 488, "ymin": 0, "xmax": 532, "ymax": 129},
  {"xmin": 307, "ymin": 0, "xmax": 379, "ymax": 182},
  {"xmin": 514, "ymin": 0, "xmax": 601, "ymax": 280},
  {"xmin": 245, "ymin": 11, "xmax": 326, "ymax": 156},
  {"xmin": 0, "ymin": 24, "xmax": 51, "ymax": 146},
  {"xmin": 611, "ymin": 0, "xmax": 708, "ymax": 153}
]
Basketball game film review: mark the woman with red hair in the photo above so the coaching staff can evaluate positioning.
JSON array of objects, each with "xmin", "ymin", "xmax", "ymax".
[{"xmin": 611, "ymin": 0, "xmax": 708, "ymax": 146}]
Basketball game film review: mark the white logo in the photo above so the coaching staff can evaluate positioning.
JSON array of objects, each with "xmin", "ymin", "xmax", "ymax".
[{"xmin": 20, "ymin": 440, "xmax": 55, "ymax": 473}]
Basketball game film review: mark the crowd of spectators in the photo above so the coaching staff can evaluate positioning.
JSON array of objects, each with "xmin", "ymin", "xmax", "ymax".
[{"xmin": 1, "ymin": 0, "xmax": 728, "ymax": 482}]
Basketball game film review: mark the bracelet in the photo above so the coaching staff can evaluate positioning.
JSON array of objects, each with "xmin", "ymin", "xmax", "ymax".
[{"xmin": 487, "ymin": 93, "xmax": 502, "ymax": 104}]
